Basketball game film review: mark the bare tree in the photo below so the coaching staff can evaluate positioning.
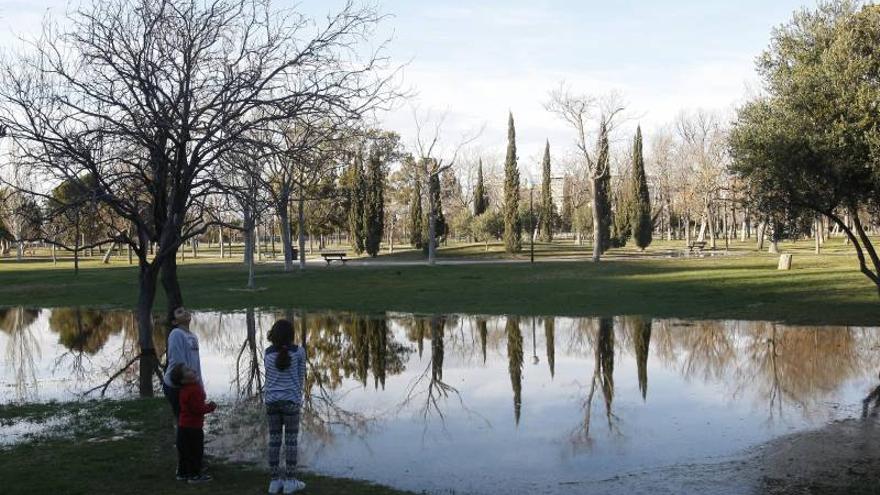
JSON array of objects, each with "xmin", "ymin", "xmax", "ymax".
[
  {"xmin": 545, "ymin": 85, "xmax": 626, "ymax": 262},
  {"xmin": 411, "ymin": 108, "xmax": 482, "ymax": 265},
  {"xmin": 0, "ymin": 0, "xmax": 399, "ymax": 396}
]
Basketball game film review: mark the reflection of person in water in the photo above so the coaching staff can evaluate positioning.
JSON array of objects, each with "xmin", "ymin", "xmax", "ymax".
[{"xmin": 862, "ymin": 371, "xmax": 880, "ymax": 418}]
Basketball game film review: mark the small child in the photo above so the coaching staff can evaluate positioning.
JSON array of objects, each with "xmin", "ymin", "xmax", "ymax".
[
  {"xmin": 264, "ymin": 319, "xmax": 307, "ymax": 494},
  {"xmin": 170, "ymin": 363, "xmax": 217, "ymax": 484}
]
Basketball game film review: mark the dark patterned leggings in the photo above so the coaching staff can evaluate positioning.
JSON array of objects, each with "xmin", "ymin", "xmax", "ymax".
[{"xmin": 266, "ymin": 401, "xmax": 301, "ymax": 478}]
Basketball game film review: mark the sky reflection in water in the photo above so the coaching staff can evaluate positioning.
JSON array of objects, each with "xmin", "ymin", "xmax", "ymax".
[{"xmin": 0, "ymin": 307, "xmax": 877, "ymax": 494}]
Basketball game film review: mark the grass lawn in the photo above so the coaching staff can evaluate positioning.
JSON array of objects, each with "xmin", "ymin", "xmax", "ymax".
[
  {"xmin": 0, "ymin": 399, "xmax": 411, "ymax": 495},
  {"xmin": 1, "ymin": 237, "xmax": 878, "ymax": 325}
]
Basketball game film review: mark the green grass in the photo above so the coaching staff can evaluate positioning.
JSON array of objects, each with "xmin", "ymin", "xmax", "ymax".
[
  {"xmin": 0, "ymin": 399, "xmax": 411, "ymax": 495},
  {"xmin": 1, "ymin": 237, "xmax": 878, "ymax": 325}
]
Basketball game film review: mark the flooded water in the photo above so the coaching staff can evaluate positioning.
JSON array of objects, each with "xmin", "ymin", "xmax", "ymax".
[{"xmin": 2, "ymin": 307, "xmax": 879, "ymax": 494}]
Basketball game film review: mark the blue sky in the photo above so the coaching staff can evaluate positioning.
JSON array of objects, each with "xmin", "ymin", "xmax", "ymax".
[{"xmin": 0, "ymin": 0, "xmax": 814, "ymax": 177}]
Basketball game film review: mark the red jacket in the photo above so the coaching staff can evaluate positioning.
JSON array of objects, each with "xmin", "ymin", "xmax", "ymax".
[{"xmin": 179, "ymin": 382, "xmax": 216, "ymax": 429}]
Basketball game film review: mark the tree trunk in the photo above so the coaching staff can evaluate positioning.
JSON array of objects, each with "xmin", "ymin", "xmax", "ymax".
[
  {"xmin": 756, "ymin": 221, "xmax": 766, "ymax": 251},
  {"xmin": 160, "ymin": 251, "xmax": 183, "ymax": 317},
  {"xmin": 591, "ymin": 176, "xmax": 601, "ymax": 263},
  {"xmin": 298, "ymin": 196, "xmax": 306, "ymax": 270},
  {"xmin": 73, "ymin": 209, "xmax": 80, "ymax": 275},
  {"xmin": 136, "ymin": 258, "xmax": 159, "ymax": 398},
  {"xmin": 246, "ymin": 229, "xmax": 256, "ymax": 290},
  {"xmin": 278, "ymin": 200, "xmax": 294, "ymax": 272},
  {"xmin": 219, "ymin": 227, "xmax": 225, "ymax": 259},
  {"xmin": 428, "ymin": 186, "xmax": 437, "ymax": 265},
  {"xmin": 271, "ymin": 217, "xmax": 277, "ymax": 258},
  {"xmin": 102, "ymin": 242, "xmax": 116, "ymax": 264},
  {"xmin": 685, "ymin": 211, "xmax": 692, "ymax": 247}
]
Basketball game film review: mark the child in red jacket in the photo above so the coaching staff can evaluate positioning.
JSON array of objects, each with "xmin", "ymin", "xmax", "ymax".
[{"xmin": 170, "ymin": 364, "xmax": 217, "ymax": 483}]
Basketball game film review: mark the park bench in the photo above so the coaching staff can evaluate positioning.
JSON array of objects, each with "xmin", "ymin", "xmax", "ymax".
[
  {"xmin": 320, "ymin": 251, "xmax": 348, "ymax": 265},
  {"xmin": 686, "ymin": 241, "xmax": 707, "ymax": 254}
]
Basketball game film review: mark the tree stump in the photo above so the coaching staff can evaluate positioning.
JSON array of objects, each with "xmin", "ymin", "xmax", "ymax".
[{"xmin": 778, "ymin": 254, "xmax": 793, "ymax": 270}]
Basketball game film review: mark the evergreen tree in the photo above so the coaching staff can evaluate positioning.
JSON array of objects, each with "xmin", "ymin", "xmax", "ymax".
[
  {"xmin": 408, "ymin": 175, "xmax": 423, "ymax": 249},
  {"xmin": 422, "ymin": 173, "xmax": 447, "ymax": 255},
  {"xmin": 347, "ymin": 153, "xmax": 366, "ymax": 253},
  {"xmin": 363, "ymin": 151, "xmax": 385, "ymax": 257},
  {"xmin": 595, "ymin": 123, "xmax": 612, "ymax": 254},
  {"xmin": 503, "ymin": 112, "xmax": 521, "ymax": 253},
  {"xmin": 473, "ymin": 159, "xmax": 489, "ymax": 216},
  {"xmin": 560, "ymin": 177, "xmax": 573, "ymax": 232},
  {"xmin": 631, "ymin": 126, "xmax": 653, "ymax": 249},
  {"xmin": 540, "ymin": 140, "xmax": 554, "ymax": 242},
  {"xmin": 611, "ymin": 172, "xmax": 633, "ymax": 248}
]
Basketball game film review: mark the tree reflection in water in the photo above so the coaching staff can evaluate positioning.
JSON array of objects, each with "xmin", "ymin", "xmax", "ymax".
[
  {"xmin": 631, "ymin": 317, "xmax": 652, "ymax": 401},
  {"xmin": 571, "ymin": 317, "xmax": 619, "ymax": 449},
  {"xmin": 506, "ymin": 317, "xmax": 523, "ymax": 426},
  {"xmin": 11, "ymin": 307, "xmax": 880, "ymax": 470},
  {"xmin": 544, "ymin": 317, "xmax": 555, "ymax": 379},
  {"xmin": 0, "ymin": 307, "xmax": 41, "ymax": 401}
]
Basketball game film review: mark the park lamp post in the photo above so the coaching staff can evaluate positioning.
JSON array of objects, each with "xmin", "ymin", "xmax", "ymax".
[{"xmin": 528, "ymin": 181, "xmax": 535, "ymax": 264}]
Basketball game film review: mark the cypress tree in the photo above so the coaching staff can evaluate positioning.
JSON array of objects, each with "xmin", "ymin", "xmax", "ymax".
[
  {"xmin": 422, "ymin": 172, "xmax": 447, "ymax": 255},
  {"xmin": 595, "ymin": 123, "xmax": 612, "ymax": 254},
  {"xmin": 473, "ymin": 159, "xmax": 489, "ymax": 216},
  {"xmin": 347, "ymin": 153, "xmax": 366, "ymax": 254},
  {"xmin": 611, "ymin": 171, "xmax": 633, "ymax": 248},
  {"xmin": 540, "ymin": 140, "xmax": 553, "ymax": 242},
  {"xmin": 631, "ymin": 126, "xmax": 653, "ymax": 249},
  {"xmin": 409, "ymin": 176, "xmax": 423, "ymax": 249},
  {"xmin": 560, "ymin": 177, "xmax": 573, "ymax": 232},
  {"xmin": 363, "ymin": 151, "xmax": 385, "ymax": 257},
  {"xmin": 503, "ymin": 112, "xmax": 521, "ymax": 253}
]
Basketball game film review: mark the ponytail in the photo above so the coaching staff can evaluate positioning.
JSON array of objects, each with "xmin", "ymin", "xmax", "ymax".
[{"xmin": 269, "ymin": 319, "xmax": 294, "ymax": 371}]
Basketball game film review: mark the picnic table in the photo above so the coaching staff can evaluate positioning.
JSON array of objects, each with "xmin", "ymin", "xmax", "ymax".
[{"xmin": 320, "ymin": 251, "xmax": 348, "ymax": 265}]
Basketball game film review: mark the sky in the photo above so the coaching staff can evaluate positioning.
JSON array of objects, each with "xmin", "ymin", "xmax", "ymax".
[{"xmin": 0, "ymin": 0, "xmax": 815, "ymax": 180}]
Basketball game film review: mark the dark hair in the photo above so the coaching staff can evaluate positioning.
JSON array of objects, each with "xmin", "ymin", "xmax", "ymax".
[
  {"xmin": 169, "ymin": 363, "xmax": 186, "ymax": 387},
  {"xmin": 269, "ymin": 319, "xmax": 295, "ymax": 370}
]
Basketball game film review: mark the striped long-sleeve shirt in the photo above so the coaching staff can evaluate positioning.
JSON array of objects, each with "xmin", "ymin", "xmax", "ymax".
[{"xmin": 264, "ymin": 345, "xmax": 306, "ymax": 404}]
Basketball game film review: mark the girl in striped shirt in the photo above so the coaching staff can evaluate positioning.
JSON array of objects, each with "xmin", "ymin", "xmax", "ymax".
[{"xmin": 264, "ymin": 319, "xmax": 306, "ymax": 494}]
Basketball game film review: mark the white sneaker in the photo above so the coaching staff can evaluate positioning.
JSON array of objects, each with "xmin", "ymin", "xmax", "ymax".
[
  {"xmin": 283, "ymin": 478, "xmax": 306, "ymax": 493},
  {"xmin": 268, "ymin": 478, "xmax": 283, "ymax": 494}
]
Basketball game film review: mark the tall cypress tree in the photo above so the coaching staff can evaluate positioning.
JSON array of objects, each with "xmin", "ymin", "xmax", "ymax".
[
  {"xmin": 363, "ymin": 151, "xmax": 385, "ymax": 257},
  {"xmin": 595, "ymin": 123, "xmax": 612, "ymax": 254},
  {"xmin": 631, "ymin": 125, "xmax": 653, "ymax": 249},
  {"xmin": 473, "ymin": 159, "xmax": 489, "ymax": 216},
  {"xmin": 540, "ymin": 140, "xmax": 553, "ymax": 242},
  {"xmin": 560, "ymin": 177, "xmax": 573, "ymax": 232},
  {"xmin": 503, "ymin": 112, "xmax": 521, "ymax": 253},
  {"xmin": 611, "ymin": 170, "xmax": 633, "ymax": 248},
  {"xmin": 347, "ymin": 153, "xmax": 366, "ymax": 253},
  {"xmin": 423, "ymin": 172, "xmax": 447, "ymax": 254},
  {"xmin": 409, "ymin": 175, "xmax": 423, "ymax": 249}
]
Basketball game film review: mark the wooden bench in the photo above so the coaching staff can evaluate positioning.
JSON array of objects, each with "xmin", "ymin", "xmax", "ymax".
[
  {"xmin": 320, "ymin": 251, "xmax": 348, "ymax": 265},
  {"xmin": 686, "ymin": 241, "xmax": 707, "ymax": 254}
]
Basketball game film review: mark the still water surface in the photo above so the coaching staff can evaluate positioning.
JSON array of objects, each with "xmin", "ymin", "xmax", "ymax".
[{"xmin": 1, "ymin": 307, "xmax": 878, "ymax": 494}]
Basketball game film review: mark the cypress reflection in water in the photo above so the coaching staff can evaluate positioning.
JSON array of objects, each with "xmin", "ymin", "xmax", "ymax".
[
  {"xmin": 597, "ymin": 318, "xmax": 615, "ymax": 429},
  {"xmin": 478, "ymin": 318, "xmax": 488, "ymax": 365},
  {"xmin": 506, "ymin": 316, "xmax": 523, "ymax": 426},
  {"xmin": 544, "ymin": 317, "xmax": 555, "ymax": 379},
  {"xmin": 632, "ymin": 317, "xmax": 652, "ymax": 400}
]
